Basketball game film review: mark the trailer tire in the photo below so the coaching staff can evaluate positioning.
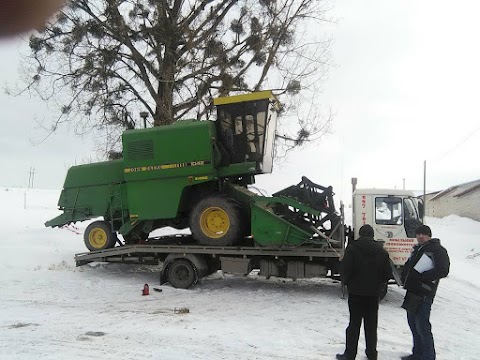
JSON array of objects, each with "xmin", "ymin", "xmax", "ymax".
[
  {"xmin": 84, "ymin": 221, "xmax": 118, "ymax": 251},
  {"xmin": 190, "ymin": 194, "xmax": 244, "ymax": 246},
  {"xmin": 167, "ymin": 259, "xmax": 198, "ymax": 289}
]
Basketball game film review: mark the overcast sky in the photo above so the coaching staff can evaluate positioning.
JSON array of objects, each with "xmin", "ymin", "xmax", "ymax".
[{"xmin": 1, "ymin": 0, "xmax": 479, "ymax": 204}]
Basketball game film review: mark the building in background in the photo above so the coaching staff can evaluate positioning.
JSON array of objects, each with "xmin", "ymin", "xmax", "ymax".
[{"xmin": 424, "ymin": 179, "xmax": 480, "ymax": 221}]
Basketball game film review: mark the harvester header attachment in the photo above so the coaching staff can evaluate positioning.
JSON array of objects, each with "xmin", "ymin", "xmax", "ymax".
[{"xmin": 249, "ymin": 177, "xmax": 344, "ymax": 249}]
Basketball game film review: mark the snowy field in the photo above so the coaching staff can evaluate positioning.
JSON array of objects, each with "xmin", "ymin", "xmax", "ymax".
[{"xmin": 0, "ymin": 187, "xmax": 479, "ymax": 360}]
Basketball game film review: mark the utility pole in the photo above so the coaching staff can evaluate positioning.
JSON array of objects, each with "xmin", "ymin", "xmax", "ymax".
[
  {"xmin": 351, "ymin": 177, "xmax": 357, "ymax": 229},
  {"xmin": 31, "ymin": 167, "xmax": 35, "ymax": 188},
  {"xmin": 28, "ymin": 167, "xmax": 36, "ymax": 188},
  {"xmin": 423, "ymin": 160, "xmax": 426, "ymax": 223},
  {"xmin": 403, "ymin": 178, "xmax": 405, "ymax": 190},
  {"xmin": 28, "ymin": 167, "xmax": 32, "ymax": 188}
]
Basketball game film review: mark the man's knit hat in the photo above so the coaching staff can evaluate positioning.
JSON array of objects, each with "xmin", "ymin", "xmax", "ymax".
[
  {"xmin": 359, "ymin": 224, "xmax": 374, "ymax": 237},
  {"xmin": 415, "ymin": 225, "xmax": 432, "ymax": 237}
]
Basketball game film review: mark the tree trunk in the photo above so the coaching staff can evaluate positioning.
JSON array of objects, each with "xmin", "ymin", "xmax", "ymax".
[{"xmin": 154, "ymin": 51, "xmax": 176, "ymax": 126}]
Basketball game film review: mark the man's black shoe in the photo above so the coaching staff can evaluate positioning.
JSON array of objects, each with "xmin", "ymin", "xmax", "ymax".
[
  {"xmin": 335, "ymin": 353, "xmax": 355, "ymax": 360},
  {"xmin": 400, "ymin": 355, "xmax": 418, "ymax": 360},
  {"xmin": 336, "ymin": 354, "xmax": 355, "ymax": 360},
  {"xmin": 365, "ymin": 349, "xmax": 377, "ymax": 360}
]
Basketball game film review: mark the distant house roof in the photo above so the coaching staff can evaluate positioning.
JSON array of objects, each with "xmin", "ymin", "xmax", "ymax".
[
  {"xmin": 430, "ymin": 179, "xmax": 480, "ymax": 201},
  {"xmin": 420, "ymin": 190, "xmax": 440, "ymax": 198}
]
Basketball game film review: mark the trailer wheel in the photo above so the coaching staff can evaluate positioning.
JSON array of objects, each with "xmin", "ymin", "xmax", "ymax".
[
  {"xmin": 84, "ymin": 221, "xmax": 118, "ymax": 251},
  {"xmin": 167, "ymin": 259, "xmax": 198, "ymax": 289},
  {"xmin": 190, "ymin": 194, "xmax": 244, "ymax": 246}
]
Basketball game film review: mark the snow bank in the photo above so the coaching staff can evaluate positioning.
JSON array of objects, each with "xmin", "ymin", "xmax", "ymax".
[{"xmin": 0, "ymin": 188, "xmax": 478, "ymax": 360}]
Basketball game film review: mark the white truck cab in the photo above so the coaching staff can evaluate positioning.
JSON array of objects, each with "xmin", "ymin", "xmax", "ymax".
[{"xmin": 352, "ymin": 188, "xmax": 423, "ymax": 269}]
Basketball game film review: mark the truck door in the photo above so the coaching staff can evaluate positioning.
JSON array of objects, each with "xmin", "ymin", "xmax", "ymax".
[{"xmin": 373, "ymin": 196, "xmax": 417, "ymax": 266}]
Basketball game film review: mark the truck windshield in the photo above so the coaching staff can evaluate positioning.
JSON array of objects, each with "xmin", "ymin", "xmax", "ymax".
[{"xmin": 375, "ymin": 197, "xmax": 403, "ymax": 225}]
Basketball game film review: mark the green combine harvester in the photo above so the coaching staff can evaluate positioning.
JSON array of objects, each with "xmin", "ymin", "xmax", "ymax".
[{"xmin": 46, "ymin": 91, "xmax": 343, "ymax": 252}]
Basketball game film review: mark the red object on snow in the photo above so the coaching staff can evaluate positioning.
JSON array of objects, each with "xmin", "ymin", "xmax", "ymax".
[{"xmin": 142, "ymin": 283, "xmax": 149, "ymax": 296}]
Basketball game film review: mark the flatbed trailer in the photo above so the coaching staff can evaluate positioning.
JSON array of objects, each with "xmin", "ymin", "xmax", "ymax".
[{"xmin": 74, "ymin": 235, "xmax": 344, "ymax": 289}]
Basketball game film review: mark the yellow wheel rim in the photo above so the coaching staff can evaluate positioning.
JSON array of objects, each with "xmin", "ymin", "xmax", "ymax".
[
  {"xmin": 200, "ymin": 207, "xmax": 230, "ymax": 239},
  {"xmin": 88, "ymin": 228, "xmax": 108, "ymax": 249}
]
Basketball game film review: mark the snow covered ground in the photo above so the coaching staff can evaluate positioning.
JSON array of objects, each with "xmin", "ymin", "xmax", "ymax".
[{"xmin": 0, "ymin": 187, "xmax": 479, "ymax": 360}]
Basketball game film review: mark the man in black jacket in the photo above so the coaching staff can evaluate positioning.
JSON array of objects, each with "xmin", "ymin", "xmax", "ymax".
[
  {"xmin": 336, "ymin": 224, "xmax": 392, "ymax": 360},
  {"xmin": 400, "ymin": 225, "xmax": 450, "ymax": 360}
]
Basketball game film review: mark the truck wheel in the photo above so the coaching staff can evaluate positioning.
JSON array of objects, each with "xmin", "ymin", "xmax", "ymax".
[
  {"xmin": 190, "ymin": 194, "xmax": 243, "ymax": 246},
  {"xmin": 167, "ymin": 259, "xmax": 197, "ymax": 289},
  {"xmin": 84, "ymin": 221, "xmax": 118, "ymax": 251}
]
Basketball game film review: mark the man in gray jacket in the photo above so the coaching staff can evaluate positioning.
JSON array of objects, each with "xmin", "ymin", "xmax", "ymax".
[{"xmin": 400, "ymin": 225, "xmax": 450, "ymax": 360}]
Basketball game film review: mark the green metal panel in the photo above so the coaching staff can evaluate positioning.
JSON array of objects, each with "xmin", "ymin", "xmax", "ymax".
[
  {"xmin": 250, "ymin": 202, "xmax": 313, "ymax": 246},
  {"xmin": 226, "ymin": 183, "xmax": 319, "ymax": 246},
  {"xmin": 46, "ymin": 160, "xmax": 128, "ymax": 227},
  {"xmin": 122, "ymin": 120, "xmax": 218, "ymax": 221},
  {"xmin": 122, "ymin": 120, "xmax": 217, "ymax": 181},
  {"xmin": 63, "ymin": 160, "xmax": 124, "ymax": 188},
  {"xmin": 217, "ymin": 162, "xmax": 257, "ymax": 177},
  {"xmin": 126, "ymin": 177, "xmax": 212, "ymax": 220},
  {"xmin": 45, "ymin": 182, "xmax": 128, "ymax": 227},
  {"xmin": 225, "ymin": 183, "xmax": 257, "ymax": 205}
]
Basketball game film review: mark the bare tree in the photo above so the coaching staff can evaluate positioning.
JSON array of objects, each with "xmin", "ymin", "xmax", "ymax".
[{"xmin": 20, "ymin": 0, "xmax": 333, "ymax": 154}]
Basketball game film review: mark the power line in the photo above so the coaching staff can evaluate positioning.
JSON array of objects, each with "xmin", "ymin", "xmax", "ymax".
[{"xmin": 436, "ymin": 126, "xmax": 480, "ymax": 161}]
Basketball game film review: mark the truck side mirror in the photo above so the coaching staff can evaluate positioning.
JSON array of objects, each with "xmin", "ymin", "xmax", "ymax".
[{"xmin": 418, "ymin": 200, "xmax": 424, "ymax": 219}]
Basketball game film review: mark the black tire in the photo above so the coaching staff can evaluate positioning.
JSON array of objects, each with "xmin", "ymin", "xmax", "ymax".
[
  {"xmin": 84, "ymin": 221, "xmax": 118, "ymax": 251},
  {"xmin": 167, "ymin": 259, "xmax": 197, "ymax": 289},
  {"xmin": 190, "ymin": 194, "xmax": 244, "ymax": 246},
  {"xmin": 167, "ymin": 217, "xmax": 189, "ymax": 230},
  {"xmin": 122, "ymin": 231, "xmax": 149, "ymax": 244}
]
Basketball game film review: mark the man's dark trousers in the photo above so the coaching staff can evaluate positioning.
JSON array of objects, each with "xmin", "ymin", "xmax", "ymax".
[
  {"xmin": 345, "ymin": 293, "xmax": 379, "ymax": 360},
  {"xmin": 406, "ymin": 296, "xmax": 435, "ymax": 360}
]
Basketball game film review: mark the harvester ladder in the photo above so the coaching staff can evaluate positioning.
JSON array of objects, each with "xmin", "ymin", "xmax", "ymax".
[{"xmin": 108, "ymin": 183, "xmax": 125, "ymax": 231}]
